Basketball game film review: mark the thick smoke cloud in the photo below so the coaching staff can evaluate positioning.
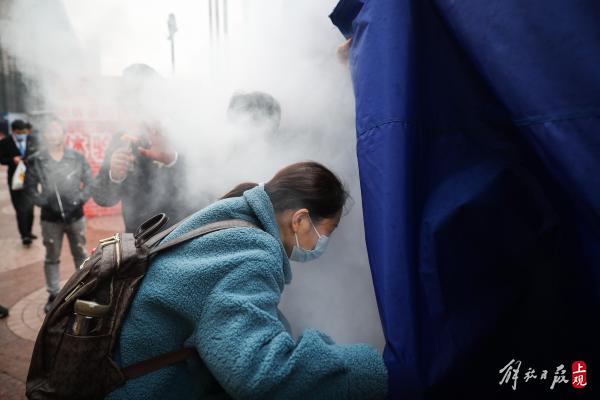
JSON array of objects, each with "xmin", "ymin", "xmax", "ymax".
[{"xmin": 1, "ymin": 0, "xmax": 385, "ymax": 349}]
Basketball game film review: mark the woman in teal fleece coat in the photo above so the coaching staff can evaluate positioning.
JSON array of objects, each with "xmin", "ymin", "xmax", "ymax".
[{"xmin": 107, "ymin": 161, "xmax": 387, "ymax": 399}]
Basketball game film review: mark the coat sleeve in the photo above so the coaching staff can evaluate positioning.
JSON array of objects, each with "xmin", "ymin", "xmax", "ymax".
[
  {"xmin": 23, "ymin": 159, "xmax": 48, "ymax": 207},
  {"xmin": 193, "ymin": 237, "xmax": 388, "ymax": 400},
  {"xmin": 0, "ymin": 139, "xmax": 15, "ymax": 166},
  {"xmin": 90, "ymin": 135, "xmax": 122, "ymax": 207},
  {"xmin": 78, "ymin": 154, "xmax": 93, "ymax": 204}
]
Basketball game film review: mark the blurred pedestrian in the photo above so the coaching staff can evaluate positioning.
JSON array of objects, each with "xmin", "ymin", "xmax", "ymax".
[
  {"xmin": 24, "ymin": 117, "xmax": 93, "ymax": 313},
  {"xmin": 0, "ymin": 119, "xmax": 39, "ymax": 245}
]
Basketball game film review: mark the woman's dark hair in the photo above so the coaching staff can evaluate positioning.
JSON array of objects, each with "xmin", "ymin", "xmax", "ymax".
[{"xmin": 221, "ymin": 161, "xmax": 348, "ymax": 221}]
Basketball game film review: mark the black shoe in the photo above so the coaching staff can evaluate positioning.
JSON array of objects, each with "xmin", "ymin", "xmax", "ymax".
[
  {"xmin": 22, "ymin": 237, "xmax": 32, "ymax": 246},
  {"xmin": 44, "ymin": 294, "xmax": 57, "ymax": 314},
  {"xmin": 0, "ymin": 305, "xmax": 8, "ymax": 319}
]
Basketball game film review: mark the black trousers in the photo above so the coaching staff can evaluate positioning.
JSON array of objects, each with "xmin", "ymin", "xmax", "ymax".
[{"xmin": 9, "ymin": 189, "xmax": 34, "ymax": 239}]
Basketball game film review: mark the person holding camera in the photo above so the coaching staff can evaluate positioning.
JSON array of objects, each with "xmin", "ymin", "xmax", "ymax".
[
  {"xmin": 24, "ymin": 117, "xmax": 93, "ymax": 313},
  {"xmin": 91, "ymin": 121, "xmax": 188, "ymax": 233}
]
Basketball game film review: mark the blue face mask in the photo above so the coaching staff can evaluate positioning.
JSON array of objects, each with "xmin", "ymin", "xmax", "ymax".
[
  {"xmin": 14, "ymin": 133, "xmax": 27, "ymax": 142},
  {"xmin": 289, "ymin": 219, "xmax": 329, "ymax": 263}
]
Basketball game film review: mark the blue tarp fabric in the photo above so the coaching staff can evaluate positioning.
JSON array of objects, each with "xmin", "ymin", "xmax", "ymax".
[{"xmin": 330, "ymin": 1, "xmax": 599, "ymax": 399}]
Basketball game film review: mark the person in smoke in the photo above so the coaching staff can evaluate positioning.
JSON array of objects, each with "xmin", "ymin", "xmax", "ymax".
[
  {"xmin": 24, "ymin": 117, "xmax": 93, "ymax": 313},
  {"xmin": 92, "ymin": 62, "xmax": 190, "ymax": 232},
  {"xmin": 106, "ymin": 161, "xmax": 387, "ymax": 400},
  {"xmin": 0, "ymin": 119, "xmax": 40, "ymax": 245},
  {"xmin": 222, "ymin": 90, "xmax": 293, "ymax": 188},
  {"xmin": 227, "ymin": 90, "xmax": 282, "ymax": 136},
  {"xmin": 91, "ymin": 120, "xmax": 188, "ymax": 232}
]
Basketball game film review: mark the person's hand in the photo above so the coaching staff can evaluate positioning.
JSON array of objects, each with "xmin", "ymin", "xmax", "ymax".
[
  {"xmin": 41, "ymin": 190, "xmax": 53, "ymax": 207},
  {"xmin": 336, "ymin": 38, "xmax": 352, "ymax": 65},
  {"xmin": 13, "ymin": 156, "xmax": 21, "ymax": 165},
  {"xmin": 137, "ymin": 129, "xmax": 176, "ymax": 165},
  {"xmin": 109, "ymin": 148, "xmax": 134, "ymax": 181}
]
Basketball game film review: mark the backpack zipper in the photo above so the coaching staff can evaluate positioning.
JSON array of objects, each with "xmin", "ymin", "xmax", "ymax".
[
  {"xmin": 64, "ymin": 282, "xmax": 84, "ymax": 303},
  {"xmin": 78, "ymin": 255, "xmax": 91, "ymax": 270}
]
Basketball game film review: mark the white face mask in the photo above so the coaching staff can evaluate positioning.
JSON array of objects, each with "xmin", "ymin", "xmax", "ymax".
[{"xmin": 289, "ymin": 218, "xmax": 329, "ymax": 263}]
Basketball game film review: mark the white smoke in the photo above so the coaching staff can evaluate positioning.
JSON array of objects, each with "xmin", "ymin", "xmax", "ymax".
[{"xmin": 1, "ymin": 0, "xmax": 385, "ymax": 349}]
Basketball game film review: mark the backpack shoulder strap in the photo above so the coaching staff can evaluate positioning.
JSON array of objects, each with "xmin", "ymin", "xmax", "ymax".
[
  {"xmin": 148, "ymin": 219, "xmax": 258, "ymax": 255},
  {"xmin": 121, "ymin": 348, "xmax": 199, "ymax": 381},
  {"xmin": 121, "ymin": 219, "xmax": 260, "ymax": 381},
  {"xmin": 143, "ymin": 220, "xmax": 180, "ymax": 248}
]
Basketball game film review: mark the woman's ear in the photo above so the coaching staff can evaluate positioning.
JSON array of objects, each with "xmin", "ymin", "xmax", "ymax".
[{"xmin": 291, "ymin": 208, "xmax": 310, "ymax": 233}]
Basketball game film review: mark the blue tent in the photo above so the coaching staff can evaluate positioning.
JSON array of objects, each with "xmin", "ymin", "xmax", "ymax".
[{"xmin": 330, "ymin": 1, "xmax": 599, "ymax": 398}]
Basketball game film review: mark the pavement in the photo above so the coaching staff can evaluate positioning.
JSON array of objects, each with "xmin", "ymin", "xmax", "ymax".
[{"xmin": 0, "ymin": 166, "xmax": 124, "ymax": 400}]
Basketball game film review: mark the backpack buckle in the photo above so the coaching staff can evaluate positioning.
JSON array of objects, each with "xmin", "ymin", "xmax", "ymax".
[
  {"xmin": 98, "ymin": 233, "xmax": 121, "ymax": 267},
  {"xmin": 99, "ymin": 234, "xmax": 119, "ymax": 246}
]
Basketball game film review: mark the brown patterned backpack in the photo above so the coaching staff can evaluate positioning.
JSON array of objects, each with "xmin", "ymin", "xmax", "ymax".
[{"xmin": 26, "ymin": 213, "xmax": 256, "ymax": 400}]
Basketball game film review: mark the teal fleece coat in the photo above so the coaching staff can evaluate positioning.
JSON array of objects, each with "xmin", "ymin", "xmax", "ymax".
[{"xmin": 106, "ymin": 186, "xmax": 387, "ymax": 400}]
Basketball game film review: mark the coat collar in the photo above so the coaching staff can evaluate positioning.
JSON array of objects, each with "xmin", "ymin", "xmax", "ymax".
[
  {"xmin": 243, "ymin": 186, "xmax": 292, "ymax": 284},
  {"xmin": 37, "ymin": 148, "xmax": 77, "ymax": 162}
]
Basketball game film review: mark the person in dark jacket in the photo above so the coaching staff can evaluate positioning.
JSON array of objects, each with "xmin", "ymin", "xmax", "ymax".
[
  {"xmin": 91, "ymin": 121, "xmax": 188, "ymax": 233},
  {"xmin": 24, "ymin": 117, "xmax": 93, "ymax": 312},
  {"xmin": 0, "ymin": 119, "xmax": 39, "ymax": 245}
]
